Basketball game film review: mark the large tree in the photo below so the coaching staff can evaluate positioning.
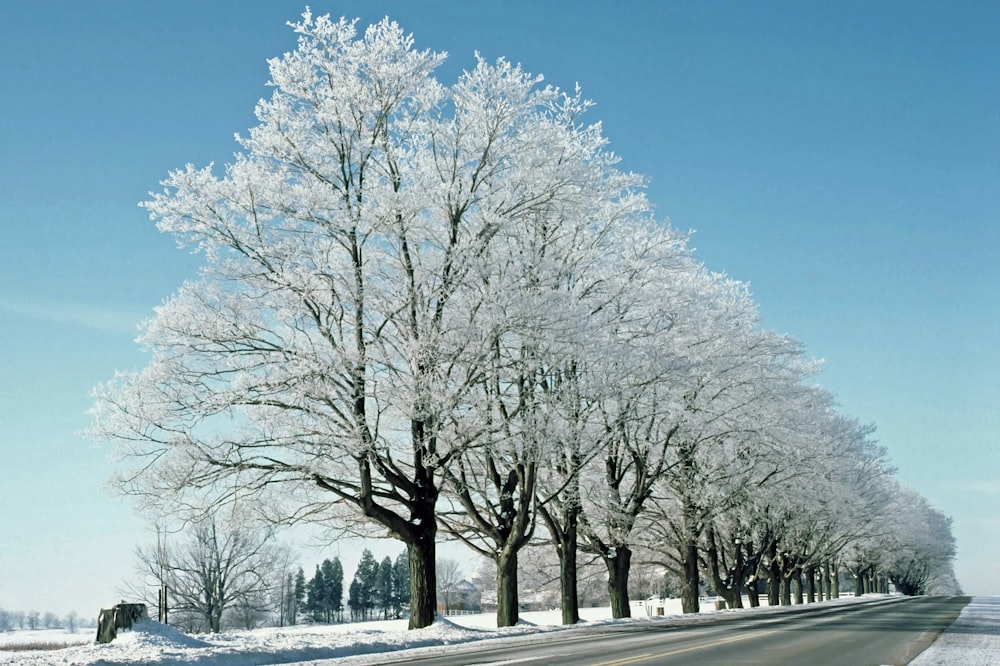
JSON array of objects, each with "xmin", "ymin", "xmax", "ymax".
[{"xmin": 89, "ymin": 11, "xmax": 642, "ymax": 629}]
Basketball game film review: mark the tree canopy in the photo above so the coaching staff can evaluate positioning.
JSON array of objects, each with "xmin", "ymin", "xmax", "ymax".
[{"xmin": 90, "ymin": 10, "xmax": 959, "ymax": 629}]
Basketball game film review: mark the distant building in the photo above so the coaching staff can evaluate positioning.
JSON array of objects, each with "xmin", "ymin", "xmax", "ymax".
[{"xmin": 438, "ymin": 580, "xmax": 482, "ymax": 615}]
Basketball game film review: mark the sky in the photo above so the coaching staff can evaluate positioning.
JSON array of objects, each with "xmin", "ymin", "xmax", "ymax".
[{"xmin": 0, "ymin": 0, "xmax": 997, "ymax": 617}]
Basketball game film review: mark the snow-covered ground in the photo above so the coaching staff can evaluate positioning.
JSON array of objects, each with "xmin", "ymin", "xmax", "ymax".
[
  {"xmin": 1, "ymin": 596, "xmax": 994, "ymax": 665},
  {"xmin": 909, "ymin": 597, "xmax": 1000, "ymax": 665}
]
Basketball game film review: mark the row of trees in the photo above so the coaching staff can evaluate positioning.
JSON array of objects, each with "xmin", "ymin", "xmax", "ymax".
[
  {"xmin": 91, "ymin": 10, "xmax": 959, "ymax": 631},
  {"xmin": 347, "ymin": 549, "xmax": 411, "ymax": 621},
  {"xmin": 0, "ymin": 609, "xmax": 85, "ymax": 633},
  {"xmin": 129, "ymin": 513, "xmax": 422, "ymax": 632}
]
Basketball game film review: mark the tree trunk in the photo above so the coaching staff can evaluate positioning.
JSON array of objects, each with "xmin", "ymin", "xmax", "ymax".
[
  {"xmin": 496, "ymin": 549, "xmax": 519, "ymax": 627},
  {"xmin": 539, "ymin": 500, "xmax": 581, "ymax": 625},
  {"xmin": 680, "ymin": 540, "xmax": 700, "ymax": 614},
  {"xmin": 606, "ymin": 545, "xmax": 633, "ymax": 619},
  {"xmin": 705, "ymin": 528, "xmax": 743, "ymax": 609},
  {"xmin": 780, "ymin": 574, "xmax": 792, "ymax": 606},
  {"xmin": 766, "ymin": 543, "xmax": 780, "ymax": 607},
  {"xmin": 831, "ymin": 564, "xmax": 840, "ymax": 599},
  {"xmin": 821, "ymin": 562, "xmax": 830, "ymax": 600},
  {"xmin": 747, "ymin": 578, "xmax": 760, "ymax": 608},
  {"xmin": 407, "ymin": 535, "xmax": 437, "ymax": 630},
  {"xmin": 558, "ymin": 523, "xmax": 580, "ymax": 625},
  {"xmin": 792, "ymin": 569, "xmax": 804, "ymax": 605},
  {"xmin": 806, "ymin": 564, "xmax": 816, "ymax": 603}
]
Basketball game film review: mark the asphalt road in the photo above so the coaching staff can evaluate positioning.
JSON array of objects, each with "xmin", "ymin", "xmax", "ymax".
[{"xmin": 384, "ymin": 596, "xmax": 970, "ymax": 666}]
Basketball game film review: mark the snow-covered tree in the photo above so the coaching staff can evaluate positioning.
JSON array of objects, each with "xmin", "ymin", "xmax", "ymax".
[
  {"xmin": 883, "ymin": 486, "xmax": 960, "ymax": 596},
  {"xmin": 90, "ymin": 11, "xmax": 656, "ymax": 629}
]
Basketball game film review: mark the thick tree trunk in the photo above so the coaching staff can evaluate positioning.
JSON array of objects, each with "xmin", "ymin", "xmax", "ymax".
[
  {"xmin": 558, "ymin": 524, "xmax": 580, "ymax": 625},
  {"xmin": 831, "ymin": 564, "xmax": 840, "ymax": 599},
  {"xmin": 806, "ymin": 564, "xmax": 816, "ymax": 603},
  {"xmin": 766, "ymin": 543, "xmax": 780, "ymax": 607},
  {"xmin": 407, "ymin": 534, "xmax": 437, "ymax": 630},
  {"xmin": 729, "ymin": 540, "xmax": 746, "ymax": 609},
  {"xmin": 539, "ymin": 501, "xmax": 581, "ymax": 625},
  {"xmin": 680, "ymin": 540, "xmax": 700, "ymax": 614},
  {"xmin": 705, "ymin": 529, "xmax": 744, "ymax": 609},
  {"xmin": 747, "ymin": 578, "xmax": 760, "ymax": 608},
  {"xmin": 606, "ymin": 546, "xmax": 633, "ymax": 619},
  {"xmin": 792, "ymin": 569, "xmax": 804, "ymax": 605},
  {"xmin": 496, "ymin": 549, "xmax": 519, "ymax": 627},
  {"xmin": 780, "ymin": 574, "xmax": 792, "ymax": 606}
]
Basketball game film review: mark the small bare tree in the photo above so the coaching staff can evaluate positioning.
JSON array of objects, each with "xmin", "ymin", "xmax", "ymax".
[{"xmin": 133, "ymin": 515, "xmax": 281, "ymax": 632}]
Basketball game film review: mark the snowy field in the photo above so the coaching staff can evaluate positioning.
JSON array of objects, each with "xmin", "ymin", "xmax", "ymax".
[
  {"xmin": 1, "ymin": 596, "xmax": 995, "ymax": 665},
  {"xmin": 0, "ymin": 629, "xmax": 91, "ymax": 651}
]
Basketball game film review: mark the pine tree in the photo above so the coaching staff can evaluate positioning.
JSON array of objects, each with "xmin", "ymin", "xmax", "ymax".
[
  {"xmin": 348, "ymin": 579, "xmax": 361, "ymax": 622},
  {"xmin": 321, "ymin": 558, "xmax": 342, "ymax": 623},
  {"xmin": 393, "ymin": 550, "xmax": 411, "ymax": 617},
  {"xmin": 354, "ymin": 549, "xmax": 380, "ymax": 620},
  {"xmin": 306, "ymin": 564, "xmax": 326, "ymax": 622},
  {"xmin": 377, "ymin": 556, "xmax": 395, "ymax": 619}
]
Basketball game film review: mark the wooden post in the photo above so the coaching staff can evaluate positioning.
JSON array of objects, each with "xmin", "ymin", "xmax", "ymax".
[{"xmin": 156, "ymin": 585, "xmax": 170, "ymax": 624}]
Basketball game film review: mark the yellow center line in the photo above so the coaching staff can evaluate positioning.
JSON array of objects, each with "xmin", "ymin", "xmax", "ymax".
[
  {"xmin": 590, "ymin": 653, "xmax": 655, "ymax": 666},
  {"xmin": 589, "ymin": 628, "xmax": 781, "ymax": 666}
]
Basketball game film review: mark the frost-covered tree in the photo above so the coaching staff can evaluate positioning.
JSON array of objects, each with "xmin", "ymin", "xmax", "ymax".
[
  {"xmin": 531, "ymin": 222, "xmax": 692, "ymax": 623},
  {"xmin": 883, "ymin": 486, "xmax": 959, "ymax": 596},
  {"xmin": 577, "ymin": 258, "xmax": 803, "ymax": 617},
  {"xmin": 629, "ymin": 299, "xmax": 824, "ymax": 614},
  {"xmin": 89, "ymin": 11, "xmax": 659, "ymax": 630}
]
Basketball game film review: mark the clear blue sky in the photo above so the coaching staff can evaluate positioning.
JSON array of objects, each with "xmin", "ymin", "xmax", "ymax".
[{"xmin": 1, "ymin": 1, "xmax": 997, "ymax": 617}]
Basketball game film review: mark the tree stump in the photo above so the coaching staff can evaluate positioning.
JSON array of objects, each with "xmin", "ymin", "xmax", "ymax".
[{"xmin": 96, "ymin": 603, "xmax": 148, "ymax": 643}]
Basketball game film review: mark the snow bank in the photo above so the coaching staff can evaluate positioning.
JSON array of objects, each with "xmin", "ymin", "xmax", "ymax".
[
  {"xmin": 1, "ymin": 596, "xmax": 993, "ymax": 665},
  {"xmin": 0, "ymin": 603, "xmax": 685, "ymax": 666},
  {"xmin": 910, "ymin": 597, "xmax": 1000, "ymax": 665}
]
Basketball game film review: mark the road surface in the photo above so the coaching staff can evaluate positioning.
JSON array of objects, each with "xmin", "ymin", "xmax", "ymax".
[{"xmin": 382, "ymin": 596, "xmax": 969, "ymax": 666}]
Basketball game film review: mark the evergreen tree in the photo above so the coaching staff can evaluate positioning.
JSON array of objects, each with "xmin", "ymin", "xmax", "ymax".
[
  {"xmin": 348, "ymin": 579, "xmax": 361, "ymax": 622},
  {"xmin": 354, "ymin": 549, "xmax": 380, "ymax": 620},
  {"xmin": 321, "ymin": 558, "xmax": 343, "ymax": 623},
  {"xmin": 306, "ymin": 564, "xmax": 327, "ymax": 622},
  {"xmin": 393, "ymin": 550, "xmax": 411, "ymax": 617},
  {"xmin": 377, "ymin": 556, "xmax": 395, "ymax": 619}
]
